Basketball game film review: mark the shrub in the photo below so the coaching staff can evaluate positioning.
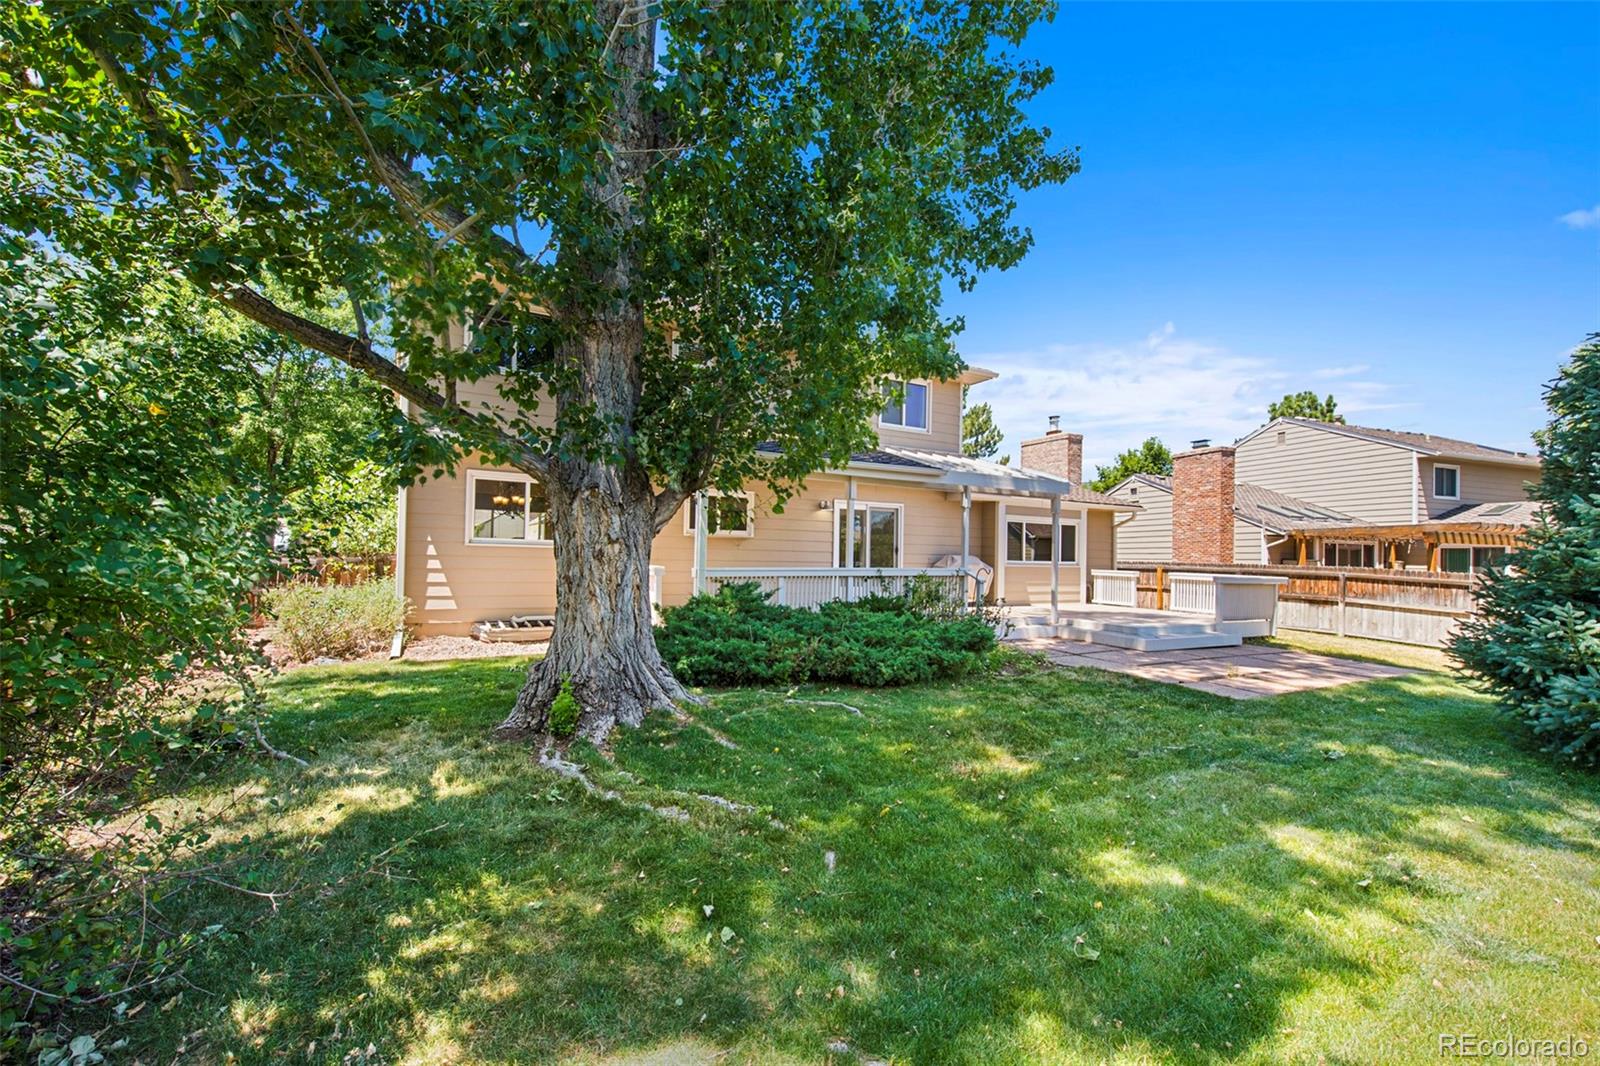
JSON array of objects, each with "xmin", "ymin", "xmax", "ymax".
[
  {"xmin": 1451, "ymin": 335, "xmax": 1600, "ymax": 768},
  {"xmin": 656, "ymin": 582, "xmax": 997, "ymax": 687},
  {"xmin": 266, "ymin": 578, "xmax": 409, "ymax": 661},
  {"xmin": 549, "ymin": 680, "xmax": 581, "ymax": 738}
]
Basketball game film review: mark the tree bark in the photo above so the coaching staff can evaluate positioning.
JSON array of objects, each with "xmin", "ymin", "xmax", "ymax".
[
  {"xmin": 493, "ymin": 0, "xmax": 691, "ymax": 741},
  {"xmin": 494, "ymin": 464, "xmax": 692, "ymax": 742}
]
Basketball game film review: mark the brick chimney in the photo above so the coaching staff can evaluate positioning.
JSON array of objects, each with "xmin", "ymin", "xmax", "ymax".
[
  {"xmin": 1020, "ymin": 415, "xmax": 1082, "ymax": 485},
  {"xmin": 1171, "ymin": 445, "xmax": 1236, "ymax": 564}
]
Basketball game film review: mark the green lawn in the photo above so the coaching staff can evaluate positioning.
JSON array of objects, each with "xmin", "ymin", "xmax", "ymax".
[{"xmin": 117, "ymin": 651, "xmax": 1596, "ymax": 1064}]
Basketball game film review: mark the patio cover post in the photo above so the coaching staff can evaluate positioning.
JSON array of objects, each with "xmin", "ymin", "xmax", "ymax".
[
  {"xmin": 960, "ymin": 486, "xmax": 971, "ymax": 609},
  {"xmin": 692, "ymin": 491, "xmax": 708, "ymax": 596},
  {"xmin": 845, "ymin": 476, "xmax": 857, "ymax": 601},
  {"xmin": 1050, "ymin": 495, "xmax": 1062, "ymax": 627},
  {"xmin": 1077, "ymin": 507, "xmax": 1088, "ymax": 605}
]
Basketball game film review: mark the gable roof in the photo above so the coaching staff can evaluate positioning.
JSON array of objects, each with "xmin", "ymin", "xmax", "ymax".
[
  {"xmin": 1239, "ymin": 418, "xmax": 1541, "ymax": 467},
  {"xmin": 1106, "ymin": 473, "xmax": 1356, "ymax": 532}
]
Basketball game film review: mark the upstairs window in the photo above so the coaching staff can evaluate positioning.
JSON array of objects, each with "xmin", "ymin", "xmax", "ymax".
[
  {"xmin": 684, "ymin": 492, "xmax": 754, "ymax": 537},
  {"xmin": 466, "ymin": 471, "xmax": 551, "ymax": 544},
  {"xmin": 880, "ymin": 380, "xmax": 929, "ymax": 431},
  {"xmin": 474, "ymin": 312, "xmax": 556, "ymax": 374},
  {"xmin": 1433, "ymin": 464, "xmax": 1460, "ymax": 500}
]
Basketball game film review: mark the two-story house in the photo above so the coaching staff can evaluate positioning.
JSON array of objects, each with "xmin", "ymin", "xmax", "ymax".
[
  {"xmin": 1107, "ymin": 417, "xmax": 1542, "ymax": 573},
  {"xmin": 393, "ymin": 340, "xmax": 1136, "ymax": 638}
]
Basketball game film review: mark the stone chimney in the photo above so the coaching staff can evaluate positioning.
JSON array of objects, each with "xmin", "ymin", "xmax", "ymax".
[
  {"xmin": 1020, "ymin": 416, "xmax": 1082, "ymax": 486},
  {"xmin": 1171, "ymin": 445, "xmax": 1236, "ymax": 564}
]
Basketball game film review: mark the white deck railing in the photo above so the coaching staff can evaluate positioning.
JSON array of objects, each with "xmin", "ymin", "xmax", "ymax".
[
  {"xmin": 1169, "ymin": 574, "xmax": 1218, "ymax": 616},
  {"xmin": 1090, "ymin": 569, "xmax": 1139, "ymax": 607},
  {"xmin": 1167, "ymin": 572, "xmax": 1288, "ymax": 637},
  {"xmin": 703, "ymin": 567, "xmax": 964, "ymax": 610}
]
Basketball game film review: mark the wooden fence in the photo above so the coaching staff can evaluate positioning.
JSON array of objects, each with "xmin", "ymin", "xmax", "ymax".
[
  {"xmin": 249, "ymin": 554, "xmax": 396, "ymax": 625},
  {"xmin": 1116, "ymin": 561, "xmax": 1477, "ymax": 648}
]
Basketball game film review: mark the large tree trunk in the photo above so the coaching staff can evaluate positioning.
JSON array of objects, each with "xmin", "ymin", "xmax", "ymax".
[
  {"xmin": 495, "ymin": 0, "xmax": 684, "ymax": 742},
  {"xmin": 494, "ymin": 466, "xmax": 692, "ymax": 742}
]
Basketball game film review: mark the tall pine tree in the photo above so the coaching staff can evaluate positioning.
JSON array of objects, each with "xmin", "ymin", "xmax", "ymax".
[{"xmin": 1451, "ymin": 335, "xmax": 1600, "ymax": 767}]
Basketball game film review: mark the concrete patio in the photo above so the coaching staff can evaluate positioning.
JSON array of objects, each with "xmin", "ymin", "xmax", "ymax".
[{"xmin": 1010, "ymin": 631, "xmax": 1412, "ymax": 699}]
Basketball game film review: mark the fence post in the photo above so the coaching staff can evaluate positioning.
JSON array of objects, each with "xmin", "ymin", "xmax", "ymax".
[
  {"xmin": 776, "ymin": 576, "xmax": 786, "ymax": 607},
  {"xmin": 1336, "ymin": 571, "xmax": 1347, "ymax": 638},
  {"xmin": 1155, "ymin": 566, "xmax": 1165, "ymax": 611}
]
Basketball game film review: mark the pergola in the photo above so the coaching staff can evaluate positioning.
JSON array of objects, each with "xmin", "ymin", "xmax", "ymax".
[{"xmin": 1287, "ymin": 520, "xmax": 1530, "ymax": 571}]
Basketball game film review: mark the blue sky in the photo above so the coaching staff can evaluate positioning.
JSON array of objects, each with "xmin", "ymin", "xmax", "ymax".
[{"xmin": 946, "ymin": 2, "xmax": 1599, "ymax": 474}]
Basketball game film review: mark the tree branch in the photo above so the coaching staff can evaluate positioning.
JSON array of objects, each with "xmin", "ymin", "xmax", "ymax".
[{"xmin": 216, "ymin": 285, "xmax": 551, "ymax": 478}]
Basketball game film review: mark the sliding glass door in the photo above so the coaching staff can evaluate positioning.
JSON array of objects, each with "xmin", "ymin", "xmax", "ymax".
[{"xmin": 836, "ymin": 503, "xmax": 901, "ymax": 568}]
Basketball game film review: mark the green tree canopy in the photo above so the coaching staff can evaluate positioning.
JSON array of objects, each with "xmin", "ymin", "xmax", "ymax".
[
  {"xmin": 1451, "ymin": 335, "xmax": 1600, "ymax": 767},
  {"xmin": 1089, "ymin": 437, "xmax": 1173, "ymax": 493},
  {"xmin": 1268, "ymin": 391, "xmax": 1344, "ymax": 423},
  {"xmin": 6, "ymin": 0, "xmax": 1075, "ymax": 736},
  {"xmin": 961, "ymin": 388, "xmax": 1007, "ymax": 462}
]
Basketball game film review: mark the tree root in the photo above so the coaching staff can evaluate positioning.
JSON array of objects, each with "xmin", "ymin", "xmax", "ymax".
[
  {"xmin": 537, "ymin": 748, "xmax": 783, "ymax": 829},
  {"xmin": 786, "ymin": 697, "xmax": 865, "ymax": 717},
  {"xmin": 673, "ymin": 709, "xmax": 740, "ymax": 749}
]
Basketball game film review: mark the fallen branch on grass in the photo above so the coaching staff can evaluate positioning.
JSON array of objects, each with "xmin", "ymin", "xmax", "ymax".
[{"xmin": 253, "ymin": 718, "xmax": 309, "ymax": 767}]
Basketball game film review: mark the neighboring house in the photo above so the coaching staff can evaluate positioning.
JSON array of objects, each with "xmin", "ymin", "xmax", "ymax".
[
  {"xmin": 1108, "ymin": 472, "xmax": 1360, "ymax": 566},
  {"xmin": 1108, "ymin": 418, "xmax": 1542, "ymax": 573},
  {"xmin": 394, "ymin": 331, "xmax": 1136, "ymax": 636}
]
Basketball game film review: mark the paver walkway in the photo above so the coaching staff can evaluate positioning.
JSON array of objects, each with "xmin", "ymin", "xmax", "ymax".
[{"xmin": 1014, "ymin": 637, "xmax": 1412, "ymax": 698}]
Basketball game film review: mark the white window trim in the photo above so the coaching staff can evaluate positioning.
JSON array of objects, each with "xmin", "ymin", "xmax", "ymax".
[
  {"xmin": 683, "ymin": 490, "xmax": 755, "ymax": 537},
  {"xmin": 464, "ymin": 469, "xmax": 552, "ymax": 546},
  {"xmin": 831, "ymin": 500, "xmax": 906, "ymax": 567},
  {"xmin": 878, "ymin": 378, "xmax": 932, "ymax": 433},
  {"xmin": 1004, "ymin": 516, "xmax": 1081, "ymax": 566},
  {"xmin": 1433, "ymin": 463, "xmax": 1461, "ymax": 500}
]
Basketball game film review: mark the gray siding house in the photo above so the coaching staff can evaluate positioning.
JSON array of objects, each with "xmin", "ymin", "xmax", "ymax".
[{"xmin": 1109, "ymin": 418, "xmax": 1542, "ymax": 573}]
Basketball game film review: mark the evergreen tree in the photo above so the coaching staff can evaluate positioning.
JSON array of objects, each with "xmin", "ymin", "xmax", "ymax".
[
  {"xmin": 1451, "ymin": 335, "xmax": 1600, "ymax": 767},
  {"xmin": 961, "ymin": 388, "xmax": 1006, "ymax": 461}
]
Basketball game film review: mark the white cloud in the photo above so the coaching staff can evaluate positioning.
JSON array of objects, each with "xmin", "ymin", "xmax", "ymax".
[
  {"xmin": 1311, "ymin": 363, "xmax": 1369, "ymax": 380},
  {"xmin": 968, "ymin": 326, "xmax": 1407, "ymax": 477},
  {"xmin": 1557, "ymin": 204, "xmax": 1600, "ymax": 230}
]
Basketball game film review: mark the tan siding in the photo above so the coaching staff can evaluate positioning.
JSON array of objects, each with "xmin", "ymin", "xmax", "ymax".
[
  {"xmin": 404, "ymin": 469, "xmax": 971, "ymax": 635},
  {"xmin": 1234, "ymin": 422, "xmax": 1416, "ymax": 524},
  {"xmin": 1421, "ymin": 459, "xmax": 1537, "ymax": 517},
  {"xmin": 1107, "ymin": 485, "xmax": 1173, "ymax": 563},
  {"xmin": 872, "ymin": 378, "xmax": 963, "ymax": 455}
]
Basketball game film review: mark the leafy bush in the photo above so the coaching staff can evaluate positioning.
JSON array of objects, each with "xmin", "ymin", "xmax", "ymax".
[
  {"xmin": 549, "ymin": 680, "xmax": 581, "ymax": 738},
  {"xmin": 1451, "ymin": 335, "xmax": 1600, "ymax": 768},
  {"xmin": 656, "ymin": 582, "xmax": 997, "ymax": 687},
  {"xmin": 265, "ymin": 578, "xmax": 409, "ymax": 661},
  {"xmin": 0, "ymin": 248, "xmax": 276, "ymax": 1045}
]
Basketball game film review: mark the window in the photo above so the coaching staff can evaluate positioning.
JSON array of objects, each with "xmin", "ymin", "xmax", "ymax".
[
  {"xmin": 684, "ymin": 492, "xmax": 753, "ymax": 537},
  {"xmin": 834, "ymin": 503, "xmax": 901, "ymax": 568},
  {"xmin": 879, "ymin": 380, "xmax": 929, "ymax": 431},
  {"xmin": 1323, "ymin": 541, "xmax": 1376, "ymax": 568},
  {"xmin": 1433, "ymin": 464, "xmax": 1460, "ymax": 500},
  {"xmin": 466, "ymin": 471, "xmax": 550, "ymax": 544},
  {"xmin": 1006, "ymin": 519, "xmax": 1078, "ymax": 564},
  {"xmin": 1442, "ymin": 546, "xmax": 1508, "ymax": 575},
  {"xmin": 473, "ymin": 312, "xmax": 556, "ymax": 374}
]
